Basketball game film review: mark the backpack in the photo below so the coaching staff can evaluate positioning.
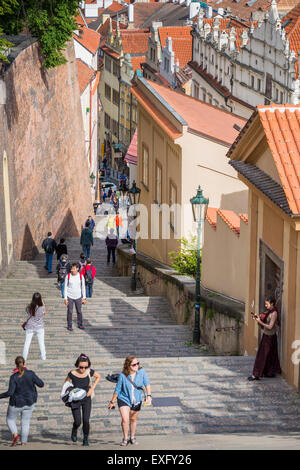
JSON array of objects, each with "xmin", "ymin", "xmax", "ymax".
[
  {"xmin": 84, "ymin": 267, "xmax": 94, "ymax": 285},
  {"xmin": 44, "ymin": 239, "xmax": 53, "ymax": 254},
  {"xmin": 58, "ymin": 261, "xmax": 68, "ymax": 283}
]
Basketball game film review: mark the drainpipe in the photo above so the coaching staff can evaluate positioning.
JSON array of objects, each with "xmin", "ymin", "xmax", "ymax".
[{"xmin": 89, "ymin": 84, "xmax": 92, "ymax": 167}]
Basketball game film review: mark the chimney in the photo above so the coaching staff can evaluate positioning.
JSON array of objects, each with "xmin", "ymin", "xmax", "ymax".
[
  {"xmin": 206, "ymin": 6, "xmax": 212, "ymax": 18},
  {"xmin": 189, "ymin": 2, "xmax": 200, "ymax": 19},
  {"xmin": 128, "ymin": 4, "xmax": 134, "ymax": 23}
]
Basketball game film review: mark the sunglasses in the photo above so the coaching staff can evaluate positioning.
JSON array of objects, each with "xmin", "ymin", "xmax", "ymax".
[
  {"xmin": 131, "ymin": 362, "xmax": 139, "ymax": 367},
  {"xmin": 79, "ymin": 366, "xmax": 88, "ymax": 370}
]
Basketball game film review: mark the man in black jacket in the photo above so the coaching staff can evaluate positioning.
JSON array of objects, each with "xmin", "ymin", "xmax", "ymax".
[{"xmin": 42, "ymin": 232, "xmax": 57, "ymax": 274}]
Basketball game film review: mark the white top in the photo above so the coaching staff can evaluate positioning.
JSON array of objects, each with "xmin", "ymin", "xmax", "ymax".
[
  {"xmin": 64, "ymin": 273, "xmax": 86, "ymax": 300},
  {"xmin": 25, "ymin": 306, "xmax": 45, "ymax": 331}
]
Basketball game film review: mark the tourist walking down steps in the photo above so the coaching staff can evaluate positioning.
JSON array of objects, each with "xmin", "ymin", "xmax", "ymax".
[
  {"xmin": 108, "ymin": 356, "xmax": 152, "ymax": 446},
  {"xmin": 0, "ymin": 356, "xmax": 44, "ymax": 446},
  {"xmin": 63, "ymin": 354, "xmax": 100, "ymax": 447}
]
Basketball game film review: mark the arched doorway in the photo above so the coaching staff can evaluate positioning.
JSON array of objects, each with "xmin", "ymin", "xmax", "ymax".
[{"xmin": 3, "ymin": 151, "xmax": 13, "ymax": 263}]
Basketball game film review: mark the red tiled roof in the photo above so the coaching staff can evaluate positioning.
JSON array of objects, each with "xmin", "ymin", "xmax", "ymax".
[
  {"xmin": 277, "ymin": 0, "xmax": 300, "ymax": 11},
  {"xmin": 73, "ymin": 26, "xmax": 100, "ymax": 55},
  {"xmin": 143, "ymin": 79, "xmax": 247, "ymax": 146},
  {"xmin": 106, "ymin": 2, "xmax": 125, "ymax": 13},
  {"xmin": 76, "ymin": 59, "xmax": 96, "ymax": 94},
  {"xmin": 239, "ymin": 213, "xmax": 248, "ymax": 224},
  {"xmin": 282, "ymin": 2, "xmax": 300, "ymax": 76},
  {"xmin": 158, "ymin": 26, "xmax": 192, "ymax": 46},
  {"xmin": 158, "ymin": 26, "xmax": 192, "ymax": 67},
  {"xmin": 257, "ymin": 104, "xmax": 300, "ymax": 215},
  {"xmin": 120, "ymin": 30, "xmax": 151, "ymax": 54},
  {"xmin": 130, "ymin": 56, "xmax": 146, "ymax": 73},
  {"xmin": 206, "ymin": 207, "xmax": 218, "ymax": 229},
  {"xmin": 101, "ymin": 44, "xmax": 121, "ymax": 59},
  {"xmin": 217, "ymin": 209, "xmax": 241, "ymax": 236},
  {"xmin": 131, "ymin": 85, "xmax": 182, "ymax": 140},
  {"xmin": 125, "ymin": 129, "xmax": 138, "ymax": 165},
  {"xmin": 205, "ymin": 0, "xmax": 270, "ymax": 20}
]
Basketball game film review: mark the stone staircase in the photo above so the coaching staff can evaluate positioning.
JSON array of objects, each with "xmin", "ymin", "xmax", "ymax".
[{"xmin": 1, "ymin": 236, "xmax": 300, "ymax": 447}]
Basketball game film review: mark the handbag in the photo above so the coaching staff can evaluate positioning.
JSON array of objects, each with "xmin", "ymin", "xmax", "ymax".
[{"xmin": 88, "ymin": 370, "xmax": 95, "ymax": 399}]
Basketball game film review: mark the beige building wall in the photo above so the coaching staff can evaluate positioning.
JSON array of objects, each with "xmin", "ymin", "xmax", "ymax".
[
  {"xmin": 137, "ymin": 107, "xmax": 182, "ymax": 265},
  {"xmin": 202, "ymin": 214, "xmax": 248, "ymax": 302},
  {"xmin": 178, "ymin": 131, "xmax": 248, "ymax": 241}
]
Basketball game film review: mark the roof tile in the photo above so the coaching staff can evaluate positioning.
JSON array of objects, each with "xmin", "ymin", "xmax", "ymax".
[
  {"xmin": 217, "ymin": 209, "xmax": 241, "ymax": 236},
  {"xmin": 144, "ymin": 79, "xmax": 247, "ymax": 145},
  {"xmin": 73, "ymin": 26, "xmax": 100, "ymax": 55}
]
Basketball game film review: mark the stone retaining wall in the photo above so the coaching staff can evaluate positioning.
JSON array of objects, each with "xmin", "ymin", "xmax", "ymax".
[{"xmin": 117, "ymin": 244, "xmax": 245, "ymax": 355}]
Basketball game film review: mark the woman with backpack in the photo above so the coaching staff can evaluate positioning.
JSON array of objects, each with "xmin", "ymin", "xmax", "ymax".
[
  {"xmin": 56, "ymin": 254, "xmax": 71, "ymax": 298},
  {"xmin": 63, "ymin": 354, "xmax": 100, "ymax": 446},
  {"xmin": 107, "ymin": 356, "xmax": 152, "ymax": 446},
  {"xmin": 81, "ymin": 259, "xmax": 96, "ymax": 298},
  {"xmin": 22, "ymin": 293, "xmax": 46, "ymax": 361},
  {"xmin": 0, "ymin": 356, "xmax": 44, "ymax": 446}
]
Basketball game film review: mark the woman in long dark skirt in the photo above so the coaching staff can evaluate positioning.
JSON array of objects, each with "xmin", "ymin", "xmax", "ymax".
[{"xmin": 248, "ymin": 297, "xmax": 281, "ymax": 381}]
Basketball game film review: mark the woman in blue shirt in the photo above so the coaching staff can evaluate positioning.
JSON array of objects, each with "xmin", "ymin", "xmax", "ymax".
[{"xmin": 108, "ymin": 356, "xmax": 152, "ymax": 446}]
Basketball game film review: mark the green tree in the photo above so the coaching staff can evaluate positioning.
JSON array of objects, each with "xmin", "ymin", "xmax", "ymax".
[
  {"xmin": 169, "ymin": 236, "xmax": 199, "ymax": 278},
  {"xmin": 0, "ymin": 0, "xmax": 17, "ymax": 62},
  {"xmin": 0, "ymin": 0, "xmax": 79, "ymax": 68}
]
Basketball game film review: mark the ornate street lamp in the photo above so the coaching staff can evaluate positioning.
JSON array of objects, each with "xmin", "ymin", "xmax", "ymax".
[
  {"xmin": 128, "ymin": 180, "xmax": 141, "ymax": 291},
  {"xmin": 190, "ymin": 185, "xmax": 209, "ymax": 344},
  {"xmin": 90, "ymin": 172, "xmax": 96, "ymax": 186}
]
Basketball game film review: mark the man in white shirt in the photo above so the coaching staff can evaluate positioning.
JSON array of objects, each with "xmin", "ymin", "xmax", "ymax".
[{"xmin": 64, "ymin": 263, "xmax": 86, "ymax": 331}]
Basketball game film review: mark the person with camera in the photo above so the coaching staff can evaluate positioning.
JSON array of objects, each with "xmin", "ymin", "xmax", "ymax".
[
  {"xmin": 248, "ymin": 296, "xmax": 281, "ymax": 381},
  {"xmin": 64, "ymin": 354, "xmax": 100, "ymax": 446},
  {"xmin": 107, "ymin": 356, "xmax": 152, "ymax": 446}
]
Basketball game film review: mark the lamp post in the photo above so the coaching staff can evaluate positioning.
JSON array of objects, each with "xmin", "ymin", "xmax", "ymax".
[
  {"xmin": 90, "ymin": 172, "xmax": 96, "ymax": 186},
  {"xmin": 190, "ymin": 185, "xmax": 209, "ymax": 344},
  {"xmin": 128, "ymin": 180, "xmax": 141, "ymax": 291}
]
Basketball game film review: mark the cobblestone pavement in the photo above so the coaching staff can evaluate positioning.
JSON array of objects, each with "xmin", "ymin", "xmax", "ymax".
[{"xmin": 1, "ymin": 234, "xmax": 300, "ymax": 449}]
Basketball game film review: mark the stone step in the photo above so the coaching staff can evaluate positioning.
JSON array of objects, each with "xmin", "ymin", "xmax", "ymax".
[
  {"xmin": 0, "ymin": 277, "xmax": 140, "ymax": 299},
  {"xmin": 1, "ymin": 325, "xmax": 204, "ymax": 360},
  {"xmin": 5, "ymin": 264, "xmax": 121, "ymax": 279},
  {"xmin": 1, "ymin": 357, "xmax": 300, "ymax": 436}
]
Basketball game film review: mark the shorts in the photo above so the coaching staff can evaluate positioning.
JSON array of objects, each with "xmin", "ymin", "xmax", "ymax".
[{"xmin": 117, "ymin": 399, "xmax": 141, "ymax": 411}]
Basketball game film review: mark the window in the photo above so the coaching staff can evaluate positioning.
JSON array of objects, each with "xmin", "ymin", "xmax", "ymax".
[
  {"xmin": 121, "ymin": 100, "xmax": 124, "ymax": 117},
  {"xmin": 164, "ymin": 58, "xmax": 170, "ymax": 73},
  {"xmin": 276, "ymin": 88, "xmax": 279, "ymax": 102},
  {"xmin": 169, "ymin": 181, "xmax": 177, "ymax": 231},
  {"xmin": 194, "ymin": 81, "xmax": 199, "ymax": 99},
  {"xmin": 155, "ymin": 161, "xmax": 162, "ymax": 205},
  {"xmin": 105, "ymin": 83, "xmax": 111, "ymax": 101},
  {"xmin": 127, "ymin": 103, "xmax": 130, "ymax": 120},
  {"xmin": 105, "ymin": 56, "xmax": 111, "ymax": 72},
  {"xmin": 251, "ymin": 76, "xmax": 254, "ymax": 88},
  {"xmin": 208, "ymin": 94, "xmax": 212, "ymax": 105},
  {"xmin": 257, "ymin": 79, "xmax": 261, "ymax": 92},
  {"xmin": 126, "ymin": 129, "xmax": 130, "ymax": 146},
  {"xmin": 202, "ymin": 89, "xmax": 206, "ymax": 102},
  {"xmin": 142, "ymin": 144, "xmax": 149, "ymax": 187},
  {"xmin": 104, "ymin": 113, "xmax": 111, "ymax": 130},
  {"xmin": 211, "ymin": 55, "xmax": 214, "ymax": 65},
  {"xmin": 113, "ymin": 89, "xmax": 119, "ymax": 106},
  {"xmin": 113, "ymin": 61, "xmax": 119, "ymax": 76},
  {"xmin": 280, "ymin": 91, "xmax": 283, "ymax": 103},
  {"xmin": 112, "ymin": 119, "xmax": 118, "ymax": 137}
]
